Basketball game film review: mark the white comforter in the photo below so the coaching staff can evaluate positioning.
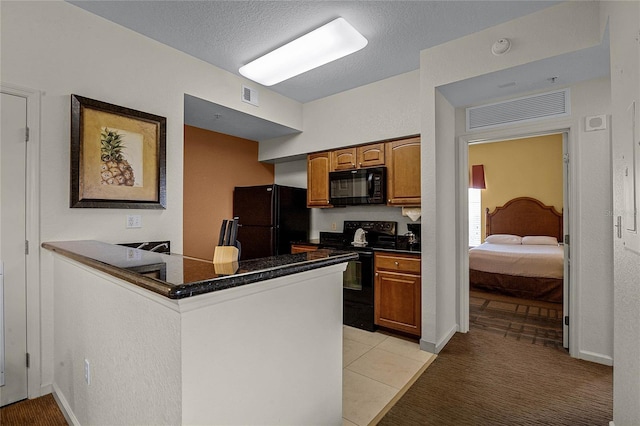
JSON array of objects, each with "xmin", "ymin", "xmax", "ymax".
[{"xmin": 469, "ymin": 243, "xmax": 564, "ymax": 279}]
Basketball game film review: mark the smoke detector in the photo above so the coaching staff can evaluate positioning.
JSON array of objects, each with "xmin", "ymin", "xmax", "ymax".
[{"xmin": 491, "ymin": 38, "xmax": 511, "ymax": 56}]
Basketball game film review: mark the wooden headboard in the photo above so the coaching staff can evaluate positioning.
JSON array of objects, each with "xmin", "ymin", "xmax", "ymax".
[{"xmin": 485, "ymin": 197, "xmax": 563, "ymax": 242}]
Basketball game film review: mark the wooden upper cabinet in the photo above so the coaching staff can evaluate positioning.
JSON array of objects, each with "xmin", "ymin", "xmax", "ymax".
[
  {"xmin": 307, "ymin": 152, "xmax": 332, "ymax": 208},
  {"xmin": 358, "ymin": 143, "xmax": 385, "ymax": 168},
  {"xmin": 331, "ymin": 148, "xmax": 357, "ymax": 171},
  {"xmin": 386, "ymin": 137, "xmax": 421, "ymax": 206},
  {"xmin": 331, "ymin": 143, "xmax": 386, "ymax": 171}
]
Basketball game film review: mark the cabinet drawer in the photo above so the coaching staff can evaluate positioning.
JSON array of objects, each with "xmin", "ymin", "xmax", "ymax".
[
  {"xmin": 375, "ymin": 254, "xmax": 421, "ymax": 274},
  {"xmin": 291, "ymin": 244, "xmax": 319, "ymax": 254}
]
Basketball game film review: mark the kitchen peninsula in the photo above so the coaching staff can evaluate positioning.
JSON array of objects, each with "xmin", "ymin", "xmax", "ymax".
[{"xmin": 43, "ymin": 241, "xmax": 357, "ymax": 425}]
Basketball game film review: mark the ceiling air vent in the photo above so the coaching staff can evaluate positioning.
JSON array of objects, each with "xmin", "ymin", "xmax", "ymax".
[{"xmin": 466, "ymin": 88, "xmax": 570, "ymax": 132}]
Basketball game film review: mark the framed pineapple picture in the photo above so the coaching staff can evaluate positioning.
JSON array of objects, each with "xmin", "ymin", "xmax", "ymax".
[{"xmin": 70, "ymin": 94, "xmax": 166, "ymax": 209}]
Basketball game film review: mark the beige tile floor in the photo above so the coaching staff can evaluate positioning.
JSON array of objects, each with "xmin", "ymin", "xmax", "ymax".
[{"xmin": 342, "ymin": 326, "xmax": 437, "ymax": 426}]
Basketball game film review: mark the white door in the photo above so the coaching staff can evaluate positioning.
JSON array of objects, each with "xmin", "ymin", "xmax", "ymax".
[
  {"xmin": 0, "ymin": 92, "xmax": 28, "ymax": 406},
  {"xmin": 611, "ymin": 3, "xmax": 640, "ymax": 422}
]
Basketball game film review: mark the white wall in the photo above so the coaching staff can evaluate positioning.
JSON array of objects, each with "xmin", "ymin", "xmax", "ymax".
[
  {"xmin": 180, "ymin": 266, "xmax": 344, "ymax": 425},
  {"xmin": 1, "ymin": 0, "xmax": 302, "ymax": 393},
  {"xmin": 53, "ymin": 256, "xmax": 182, "ymax": 425},
  {"xmin": 603, "ymin": 1, "xmax": 640, "ymax": 424},
  {"xmin": 420, "ymin": 1, "xmax": 609, "ymax": 354},
  {"xmin": 260, "ymin": 70, "xmax": 420, "ymax": 161},
  {"xmin": 433, "ymin": 90, "xmax": 459, "ymax": 351}
]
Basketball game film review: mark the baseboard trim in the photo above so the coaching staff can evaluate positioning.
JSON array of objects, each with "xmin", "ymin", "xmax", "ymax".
[
  {"xmin": 579, "ymin": 350, "xmax": 613, "ymax": 366},
  {"xmin": 40, "ymin": 383, "xmax": 52, "ymax": 396},
  {"xmin": 436, "ymin": 324, "xmax": 459, "ymax": 353},
  {"xmin": 52, "ymin": 383, "xmax": 80, "ymax": 426},
  {"xmin": 420, "ymin": 324, "xmax": 459, "ymax": 354}
]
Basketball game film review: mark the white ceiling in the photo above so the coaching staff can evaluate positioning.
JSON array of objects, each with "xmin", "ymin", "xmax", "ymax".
[{"xmin": 67, "ymin": 1, "xmax": 609, "ymax": 141}]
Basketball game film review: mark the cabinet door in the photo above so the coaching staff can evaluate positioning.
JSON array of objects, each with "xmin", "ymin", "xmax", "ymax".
[
  {"xmin": 386, "ymin": 137, "xmax": 421, "ymax": 206},
  {"xmin": 307, "ymin": 152, "xmax": 332, "ymax": 207},
  {"xmin": 375, "ymin": 270, "xmax": 421, "ymax": 336},
  {"xmin": 357, "ymin": 143, "xmax": 385, "ymax": 168},
  {"xmin": 331, "ymin": 148, "xmax": 357, "ymax": 171}
]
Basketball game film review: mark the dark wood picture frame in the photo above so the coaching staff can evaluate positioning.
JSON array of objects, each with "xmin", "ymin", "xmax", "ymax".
[{"xmin": 70, "ymin": 94, "xmax": 166, "ymax": 209}]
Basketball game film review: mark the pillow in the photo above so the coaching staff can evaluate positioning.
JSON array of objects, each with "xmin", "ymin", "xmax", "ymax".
[
  {"xmin": 522, "ymin": 236, "xmax": 559, "ymax": 246},
  {"xmin": 485, "ymin": 234, "xmax": 522, "ymax": 244}
]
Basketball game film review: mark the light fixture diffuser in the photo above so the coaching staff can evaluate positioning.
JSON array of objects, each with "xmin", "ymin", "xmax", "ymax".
[{"xmin": 239, "ymin": 18, "xmax": 368, "ymax": 86}]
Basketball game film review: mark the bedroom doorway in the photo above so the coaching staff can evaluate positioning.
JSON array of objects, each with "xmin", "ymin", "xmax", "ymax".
[{"xmin": 464, "ymin": 132, "xmax": 570, "ymax": 350}]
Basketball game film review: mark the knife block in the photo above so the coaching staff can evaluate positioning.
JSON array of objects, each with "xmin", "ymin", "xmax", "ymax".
[
  {"xmin": 214, "ymin": 260, "xmax": 238, "ymax": 275},
  {"xmin": 213, "ymin": 245, "xmax": 239, "ymax": 265}
]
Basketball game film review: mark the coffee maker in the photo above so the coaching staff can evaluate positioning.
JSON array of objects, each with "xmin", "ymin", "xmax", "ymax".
[{"xmin": 397, "ymin": 223, "xmax": 421, "ymax": 250}]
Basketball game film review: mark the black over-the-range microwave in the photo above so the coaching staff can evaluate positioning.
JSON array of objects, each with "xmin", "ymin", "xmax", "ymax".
[{"xmin": 329, "ymin": 167, "xmax": 386, "ymax": 206}]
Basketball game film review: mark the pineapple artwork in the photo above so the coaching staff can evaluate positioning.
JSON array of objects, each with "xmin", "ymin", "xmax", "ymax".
[{"xmin": 98, "ymin": 127, "xmax": 143, "ymax": 187}]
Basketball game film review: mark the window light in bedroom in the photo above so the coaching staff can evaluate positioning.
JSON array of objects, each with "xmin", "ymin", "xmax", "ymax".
[
  {"xmin": 469, "ymin": 164, "xmax": 486, "ymax": 247},
  {"xmin": 469, "ymin": 188, "xmax": 482, "ymax": 247}
]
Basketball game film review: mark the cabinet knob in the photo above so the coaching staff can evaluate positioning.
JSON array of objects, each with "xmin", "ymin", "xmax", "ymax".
[
  {"xmin": 359, "ymin": 162, "xmax": 362, "ymax": 167},
  {"xmin": 394, "ymin": 261, "xmax": 399, "ymax": 266},
  {"xmin": 375, "ymin": 272, "xmax": 378, "ymax": 277}
]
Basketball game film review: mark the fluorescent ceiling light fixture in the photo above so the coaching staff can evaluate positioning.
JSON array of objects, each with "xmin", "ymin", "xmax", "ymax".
[{"xmin": 239, "ymin": 17, "xmax": 368, "ymax": 86}]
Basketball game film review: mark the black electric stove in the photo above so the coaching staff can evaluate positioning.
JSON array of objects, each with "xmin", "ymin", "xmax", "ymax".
[{"xmin": 319, "ymin": 221, "xmax": 397, "ymax": 331}]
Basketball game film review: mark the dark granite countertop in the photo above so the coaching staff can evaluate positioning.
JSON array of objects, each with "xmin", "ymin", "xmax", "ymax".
[{"xmin": 42, "ymin": 240, "xmax": 358, "ymax": 300}]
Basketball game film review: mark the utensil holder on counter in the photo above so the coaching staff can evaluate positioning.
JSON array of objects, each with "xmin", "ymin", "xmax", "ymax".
[
  {"xmin": 213, "ymin": 258, "xmax": 239, "ymax": 275},
  {"xmin": 213, "ymin": 245, "xmax": 239, "ymax": 264}
]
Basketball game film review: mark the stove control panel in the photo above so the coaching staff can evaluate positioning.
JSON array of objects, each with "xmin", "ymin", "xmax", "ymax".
[{"xmin": 343, "ymin": 220, "xmax": 397, "ymax": 236}]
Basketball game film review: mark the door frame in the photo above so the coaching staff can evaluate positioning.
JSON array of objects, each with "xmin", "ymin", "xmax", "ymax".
[
  {"xmin": 456, "ymin": 123, "xmax": 578, "ymax": 357},
  {"xmin": 1, "ymin": 83, "xmax": 42, "ymax": 398}
]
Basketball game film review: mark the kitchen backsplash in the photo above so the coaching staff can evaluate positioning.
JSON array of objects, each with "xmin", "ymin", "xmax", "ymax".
[{"xmin": 310, "ymin": 205, "xmax": 419, "ymax": 239}]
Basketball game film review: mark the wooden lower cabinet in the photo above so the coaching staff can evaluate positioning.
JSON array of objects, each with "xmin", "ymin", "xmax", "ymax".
[
  {"xmin": 290, "ymin": 244, "xmax": 319, "ymax": 254},
  {"xmin": 374, "ymin": 252, "xmax": 421, "ymax": 336}
]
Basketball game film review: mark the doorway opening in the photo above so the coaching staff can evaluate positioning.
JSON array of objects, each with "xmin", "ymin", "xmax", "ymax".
[{"xmin": 462, "ymin": 131, "xmax": 570, "ymax": 351}]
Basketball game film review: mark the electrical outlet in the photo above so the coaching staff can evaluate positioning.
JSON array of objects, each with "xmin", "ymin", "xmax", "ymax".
[
  {"xmin": 84, "ymin": 359, "xmax": 91, "ymax": 385},
  {"xmin": 331, "ymin": 222, "xmax": 337, "ymax": 231},
  {"xmin": 126, "ymin": 215, "xmax": 142, "ymax": 229}
]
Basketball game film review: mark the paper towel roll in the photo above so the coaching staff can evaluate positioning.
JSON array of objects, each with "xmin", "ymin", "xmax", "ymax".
[{"xmin": 402, "ymin": 207, "xmax": 422, "ymax": 222}]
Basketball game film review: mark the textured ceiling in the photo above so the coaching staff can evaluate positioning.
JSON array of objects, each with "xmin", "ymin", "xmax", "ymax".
[
  {"xmin": 68, "ymin": 1, "xmax": 564, "ymax": 104},
  {"xmin": 67, "ymin": 1, "xmax": 609, "ymax": 142}
]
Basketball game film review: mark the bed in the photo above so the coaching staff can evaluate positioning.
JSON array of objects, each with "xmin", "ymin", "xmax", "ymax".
[{"xmin": 469, "ymin": 197, "xmax": 564, "ymax": 303}]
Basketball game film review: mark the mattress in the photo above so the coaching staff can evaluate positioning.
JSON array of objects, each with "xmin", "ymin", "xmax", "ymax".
[{"xmin": 469, "ymin": 242, "xmax": 564, "ymax": 279}]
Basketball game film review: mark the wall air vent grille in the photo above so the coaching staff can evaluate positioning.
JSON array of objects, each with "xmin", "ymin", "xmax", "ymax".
[
  {"xmin": 466, "ymin": 88, "xmax": 570, "ymax": 132},
  {"xmin": 242, "ymin": 85, "xmax": 259, "ymax": 106}
]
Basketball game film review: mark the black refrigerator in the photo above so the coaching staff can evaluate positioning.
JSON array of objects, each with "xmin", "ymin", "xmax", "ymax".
[{"xmin": 233, "ymin": 184, "xmax": 310, "ymax": 260}]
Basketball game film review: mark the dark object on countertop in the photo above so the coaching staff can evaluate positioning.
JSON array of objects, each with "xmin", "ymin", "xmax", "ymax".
[
  {"xmin": 118, "ymin": 240, "xmax": 171, "ymax": 254},
  {"xmin": 218, "ymin": 219, "xmax": 228, "ymax": 246},
  {"xmin": 233, "ymin": 184, "xmax": 309, "ymax": 260},
  {"xmin": 397, "ymin": 223, "xmax": 421, "ymax": 251},
  {"xmin": 216, "ymin": 217, "xmax": 241, "ymax": 260}
]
